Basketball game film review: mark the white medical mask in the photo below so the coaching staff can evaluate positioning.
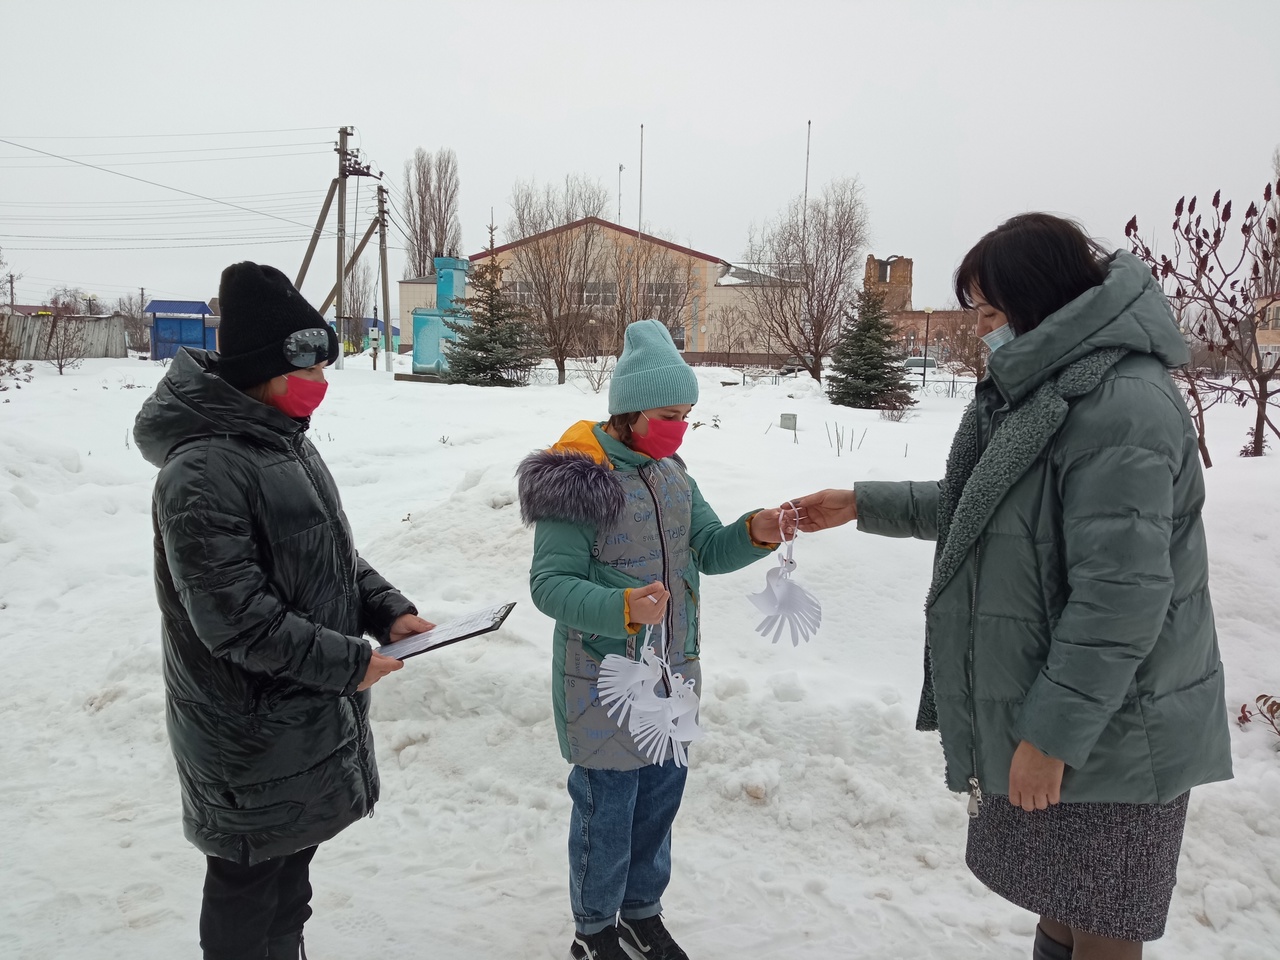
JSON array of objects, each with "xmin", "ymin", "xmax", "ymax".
[{"xmin": 981, "ymin": 324, "xmax": 1016, "ymax": 354}]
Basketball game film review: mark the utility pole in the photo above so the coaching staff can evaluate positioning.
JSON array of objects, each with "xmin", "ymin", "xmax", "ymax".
[
  {"xmin": 335, "ymin": 126, "xmax": 350, "ymax": 370},
  {"xmin": 377, "ymin": 184, "xmax": 393, "ymax": 374},
  {"xmin": 618, "ymin": 164, "xmax": 624, "ymax": 223},
  {"xmin": 8, "ymin": 273, "xmax": 16, "ymax": 307},
  {"xmin": 637, "ymin": 125, "xmax": 644, "ymax": 328}
]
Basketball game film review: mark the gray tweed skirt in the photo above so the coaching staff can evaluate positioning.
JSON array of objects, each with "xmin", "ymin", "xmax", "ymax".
[{"xmin": 966, "ymin": 792, "xmax": 1190, "ymax": 942}]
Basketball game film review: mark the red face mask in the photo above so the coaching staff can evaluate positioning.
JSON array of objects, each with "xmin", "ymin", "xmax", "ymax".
[
  {"xmin": 631, "ymin": 413, "xmax": 688, "ymax": 460},
  {"xmin": 267, "ymin": 375, "xmax": 328, "ymax": 419}
]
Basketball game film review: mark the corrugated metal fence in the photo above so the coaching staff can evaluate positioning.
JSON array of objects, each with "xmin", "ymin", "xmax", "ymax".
[{"xmin": 0, "ymin": 315, "xmax": 128, "ymax": 360}]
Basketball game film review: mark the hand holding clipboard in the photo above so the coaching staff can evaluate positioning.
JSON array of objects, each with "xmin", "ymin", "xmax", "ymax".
[{"xmin": 377, "ymin": 602, "xmax": 517, "ymax": 661}]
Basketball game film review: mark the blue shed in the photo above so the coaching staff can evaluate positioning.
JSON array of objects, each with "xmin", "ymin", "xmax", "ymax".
[{"xmin": 147, "ymin": 300, "xmax": 216, "ymax": 359}]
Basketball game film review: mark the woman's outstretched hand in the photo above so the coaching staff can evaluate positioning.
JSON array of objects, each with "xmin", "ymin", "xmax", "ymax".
[{"xmin": 789, "ymin": 489, "xmax": 857, "ymax": 532}]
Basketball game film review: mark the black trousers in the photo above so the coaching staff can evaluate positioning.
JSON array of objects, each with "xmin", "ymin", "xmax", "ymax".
[{"xmin": 200, "ymin": 845, "xmax": 318, "ymax": 960}]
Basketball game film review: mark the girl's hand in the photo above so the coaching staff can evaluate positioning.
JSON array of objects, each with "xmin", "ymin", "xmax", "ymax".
[
  {"xmin": 749, "ymin": 508, "xmax": 786, "ymax": 545},
  {"xmin": 1008, "ymin": 740, "xmax": 1066, "ymax": 811},
  {"xmin": 628, "ymin": 581, "xmax": 670, "ymax": 626}
]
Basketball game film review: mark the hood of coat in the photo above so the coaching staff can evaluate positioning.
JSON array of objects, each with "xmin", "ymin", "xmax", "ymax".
[
  {"xmin": 987, "ymin": 251, "xmax": 1189, "ymax": 406},
  {"xmin": 517, "ymin": 421, "xmax": 621, "ymax": 529},
  {"xmin": 134, "ymin": 347, "xmax": 306, "ymax": 467}
]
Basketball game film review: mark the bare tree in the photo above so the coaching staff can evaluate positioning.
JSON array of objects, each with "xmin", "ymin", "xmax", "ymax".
[
  {"xmin": 48, "ymin": 286, "xmax": 104, "ymax": 315},
  {"xmin": 1126, "ymin": 174, "xmax": 1280, "ymax": 458},
  {"xmin": 114, "ymin": 292, "xmax": 150, "ymax": 352},
  {"xmin": 342, "ymin": 239, "xmax": 375, "ymax": 351},
  {"xmin": 931, "ymin": 310, "xmax": 986, "ymax": 380},
  {"xmin": 44, "ymin": 300, "xmax": 88, "ymax": 375},
  {"xmin": 401, "ymin": 147, "xmax": 463, "ymax": 279},
  {"xmin": 503, "ymin": 175, "xmax": 611, "ymax": 384},
  {"xmin": 606, "ymin": 238, "xmax": 698, "ymax": 353},
  {"xmin": 1258, "ymin": 147, "xmax": 1280, "ymax": 301},
  {"xmin": 0, "ymin": 316, "xmax": 34, "ymax": 392},
  {"xmin": 708, "ymin": 302, "xmax": 756, "ymax": 367},
  {"xmin": 571, "ymin": 329, "xmax": 616, "ymax": 394},
  {"xmin": 741, "ymin": 178, "xmax": 870, "ymax": 381}
]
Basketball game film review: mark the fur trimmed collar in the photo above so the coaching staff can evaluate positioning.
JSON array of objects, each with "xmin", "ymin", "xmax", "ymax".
[{"xmin": 516, "ymin": 448, "xmax": 625, "ymax": 528}]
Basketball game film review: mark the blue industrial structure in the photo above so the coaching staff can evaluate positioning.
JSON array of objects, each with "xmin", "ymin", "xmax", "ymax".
[
  {"xmin": 147, "ymin": 300, "xmax": 216, "ymax": 359},
  {"xmin": 411, "ymin": 257, "xmax": 470, "ymax": 376}
]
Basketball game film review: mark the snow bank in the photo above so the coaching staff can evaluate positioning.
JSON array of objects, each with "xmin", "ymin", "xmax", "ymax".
[{"xmin": 0, "ymin": 359, "xmax": 1276, "ymax": 958}]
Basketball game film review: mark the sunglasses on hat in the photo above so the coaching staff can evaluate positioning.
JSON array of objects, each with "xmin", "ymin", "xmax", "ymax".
[{"xmin": 283, "ymin": 328, "xmax": 334, "ymax": 368}]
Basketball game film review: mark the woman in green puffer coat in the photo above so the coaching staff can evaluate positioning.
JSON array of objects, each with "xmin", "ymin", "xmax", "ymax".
[{"xmin": 795, "ymin": 214, "xmax": 1232, "ymax": 960}]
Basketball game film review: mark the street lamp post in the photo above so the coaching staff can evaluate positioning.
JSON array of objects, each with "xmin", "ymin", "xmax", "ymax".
[{"xmin": 922, "ymin": 307, "xmax": 933, "ymax": 388}]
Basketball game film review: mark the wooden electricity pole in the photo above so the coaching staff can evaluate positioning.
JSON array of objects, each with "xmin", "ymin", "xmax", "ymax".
[
  {"xmin": 334, "ymin": 126, "xmax": 350, "ymax": 370},
  {"xmin": 377, "ymin": 184, "xmax": 393, "ymax": 373}
]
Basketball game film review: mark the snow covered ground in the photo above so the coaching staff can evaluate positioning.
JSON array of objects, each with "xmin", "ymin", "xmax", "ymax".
[{"xmin": 1, "ymin": 357, "xmax": 1277, "ymax": 959}]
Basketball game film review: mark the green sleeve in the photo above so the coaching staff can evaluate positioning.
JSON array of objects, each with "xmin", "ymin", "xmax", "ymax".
[
  {"xmin": 687, "ymin": 476, "xmax": 776, "ymax": 575},
  {"xmin": 854, "ymin": 480, "xmax": 941, "ymax": 541},
  {"xmin": 529, "ymin": 519, "xmax": 630, "ymax": 637},
  {"xmin": 1013, "ymin": 380, "xmax": 1181, "ymax": 768}
]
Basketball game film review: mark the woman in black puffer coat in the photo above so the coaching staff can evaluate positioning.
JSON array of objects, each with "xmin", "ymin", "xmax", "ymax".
[{"xmin": 134, "ymin": 262, "xmax": 431, "ymax": 960}]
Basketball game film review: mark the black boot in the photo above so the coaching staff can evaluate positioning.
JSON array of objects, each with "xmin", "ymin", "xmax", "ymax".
[
  {"xmin": 1033, "ymin": 925, "xmax": 1072, "ymax": 960},
  {"xmin": 267, "ymin": 931, "xmax": 307, "ymax": 960}
]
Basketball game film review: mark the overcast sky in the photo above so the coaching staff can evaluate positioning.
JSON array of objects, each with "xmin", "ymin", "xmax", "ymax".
[{"xmin": 4, "ymin": 0, "xmax": 1278, "ymax": 316}]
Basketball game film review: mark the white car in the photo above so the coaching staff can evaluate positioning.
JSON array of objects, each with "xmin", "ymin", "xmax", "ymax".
[{"xmin": 903, "ymin": 356, "xmax": 939, "ymax": 371}]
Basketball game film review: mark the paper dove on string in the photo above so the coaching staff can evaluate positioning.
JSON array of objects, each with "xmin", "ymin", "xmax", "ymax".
[
  {"xmin": 597, "ymin": 626, "xmax": 704, "ymax": 767},
  {"xmin": 748, "ymin": 503, "xmax": 823, "ymax": 646}
]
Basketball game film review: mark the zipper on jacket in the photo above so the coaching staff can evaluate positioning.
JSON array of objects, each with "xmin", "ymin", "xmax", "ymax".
[
  {"xmin": 638, "ymin": 463, "xmax": 674, "ymax": 695},
  {"xmin": 966, "ymin": 542, "xmax": 983, "ymax": 819}
]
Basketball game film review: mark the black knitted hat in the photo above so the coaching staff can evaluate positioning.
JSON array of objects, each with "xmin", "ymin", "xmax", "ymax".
[{"xmin": 216, "ymin": 261, "xmax": 339, "ymax": 389}]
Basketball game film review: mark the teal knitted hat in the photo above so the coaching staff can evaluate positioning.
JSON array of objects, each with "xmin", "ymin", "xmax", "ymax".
[{"xmin": 608, "ymin": 319, "xmax": 700, "ymax": 415}]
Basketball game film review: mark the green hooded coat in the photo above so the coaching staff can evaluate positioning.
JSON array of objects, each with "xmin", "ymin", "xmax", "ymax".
[
  {"xmin": 518, "ymin": 421, "xmax": 774, "ymax": 769},
  {"xmin": 856, "ymin": 252, "xmax": 1233, "ymax": 804}
]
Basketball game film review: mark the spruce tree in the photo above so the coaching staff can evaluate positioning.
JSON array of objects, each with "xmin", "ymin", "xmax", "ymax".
[
  {"xmin": 443, "ymin": 228, "xmax": 540, "ymax": 387},
  {"xmin": 826, "ymin": 288, "xmax": 916, "ymax": 410}
]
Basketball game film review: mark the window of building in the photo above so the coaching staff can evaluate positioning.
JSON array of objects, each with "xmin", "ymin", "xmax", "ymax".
[
  {"xmin": 670, "ymin": 326, "xmax": 686, "ymax": 350},
  {"xmin": 509, "ymin": 280, "xmax": 537, "ymax": 307},
  {"xmin": 581, "ymin": 282, "xmax": 617, "ymax": 307},
  {"xmin": 643, "ymin": 282, "xmax": 685, "ymax": 309},
  {"xmin": 878, "ymin": 260, "xmax": 891, "ymax": 283}
]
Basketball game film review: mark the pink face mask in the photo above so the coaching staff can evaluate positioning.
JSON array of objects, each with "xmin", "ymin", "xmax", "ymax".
[
  {"xmin": 631, "ymin": 413, "xmax": 688, "ymax": 460},
  {"xmin": 267, "ymin": 375, "xmax": 328, "ymax": 419}
]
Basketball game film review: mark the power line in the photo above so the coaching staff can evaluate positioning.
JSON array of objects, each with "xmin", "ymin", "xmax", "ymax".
[
  {"xmin": 0, "ymin": 137, "xmax": 336, "ymax": 237},
  {"xmin": 4, "ymin": 127, "xmax": 334, "ymax": 140},
  {"xmin": 0, "ymin": 150, "xmax": 331, "ymax": 170},
  {"xmin": 0, "ymin": 140, "xmax": 332, "ymax": 160},
  {"xmin": 4, "ymin": 238, "xmax": 310, "ymax": 252},
  {"xmin": 0, "ymin": 190, "xmax": 323, "ymax": 207}
]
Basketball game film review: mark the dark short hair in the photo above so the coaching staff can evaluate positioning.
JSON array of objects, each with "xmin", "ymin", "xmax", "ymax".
[{"xmin": 954, "ymin": 213, "xmax": 1109, "ymax": 335}]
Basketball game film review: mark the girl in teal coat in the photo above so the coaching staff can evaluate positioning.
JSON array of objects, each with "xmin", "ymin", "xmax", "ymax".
[
  {"xmin": 795, "ymin": 215, "xmax": 1232, "ymax": 960},
  {"xmin": 518, "ymin": 320, "xmax": 784, "ymax": 960}
]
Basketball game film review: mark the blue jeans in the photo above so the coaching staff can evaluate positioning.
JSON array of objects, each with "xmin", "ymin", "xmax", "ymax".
[{"xmin": 567, "ymin": 760, "xmax": 689, "ymax": 934}]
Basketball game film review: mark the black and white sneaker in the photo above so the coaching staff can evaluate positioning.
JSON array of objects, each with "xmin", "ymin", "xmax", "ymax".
[
  {"xmin": 570, "ymin": 925, "xmax": 631, "ymax": 960},
  {"xmin": 617, "ymin": 915, "xmax": 689, "ymax": 960}
]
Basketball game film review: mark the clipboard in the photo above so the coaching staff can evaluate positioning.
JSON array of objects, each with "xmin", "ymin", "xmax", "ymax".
[{"xmin": 377, "ymin": 601, "xmax": 516, "ymax": 661}]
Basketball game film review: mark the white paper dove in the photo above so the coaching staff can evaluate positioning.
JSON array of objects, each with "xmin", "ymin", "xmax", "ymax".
[
  {"xmin": 597, "ymin": 627, "xmax": 705, "ymax": 767},
  {"xmin": 748, "ymin": 505, "xmax": 823, "ymax": 646}
]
